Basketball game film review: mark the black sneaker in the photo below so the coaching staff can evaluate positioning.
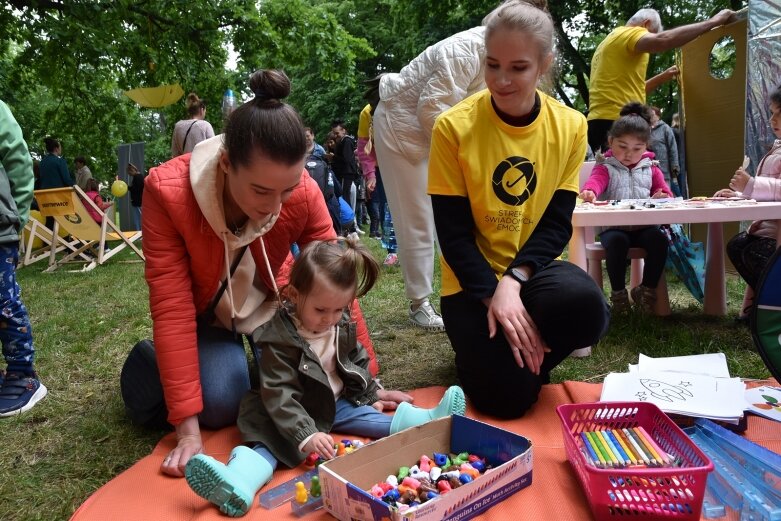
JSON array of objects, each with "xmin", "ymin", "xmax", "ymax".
[{"xmin": 0, "ymin": 371, "xmax": 47, "ymax": 417}]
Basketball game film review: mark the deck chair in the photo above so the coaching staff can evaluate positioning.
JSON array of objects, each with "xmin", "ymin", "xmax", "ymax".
[
  {"xmin": 34, "ymin": 186, "xmax": 144, "ymax": 272},
  {"xmin": 20, "ymin": 209, "xmax": 92, "ymax": 267}
]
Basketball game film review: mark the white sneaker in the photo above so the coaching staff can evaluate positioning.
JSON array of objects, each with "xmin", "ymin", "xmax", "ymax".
[{"xmin": 409, "ymin": 300, "xmax": 445, "ymax": 332}]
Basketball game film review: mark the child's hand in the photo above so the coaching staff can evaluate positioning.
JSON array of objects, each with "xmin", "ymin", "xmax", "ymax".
[
  {"xmin": 303, "ymin": 433, "xmax": 335, "ymax": 460},
  {"xmin": 714, "ymin": 188, "xmax": 739, "ymax": 198},
  {"xmin": 579, "ymin": 190, "xmax": 596, "ymax": 202},
  {"xmin": 651, "ymin": 189, "xmax": 668, "ymax": 199},
  {"xmin": 373, "ymin": 389, "xmax": 414, "ymax": 412},
  {"xmin": 730, "ymin": 168, "xmax": 750, "ymax": 192}
]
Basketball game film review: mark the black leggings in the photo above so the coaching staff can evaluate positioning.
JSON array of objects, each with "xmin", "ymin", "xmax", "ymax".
[
  {"xmin": 441, "ymin": 261, "xmax": 610, "ymax": 419},
  {"xmin": 600, "ymin": 227, "xmax": 668, "ymax": 291},
  {"xmin": 726, "ymin": 231, "xmax": 777, "ymax": 289}
]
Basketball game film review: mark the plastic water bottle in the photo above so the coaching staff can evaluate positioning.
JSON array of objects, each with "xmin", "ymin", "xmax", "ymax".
[{"xmin": 222, "ymin": 89, "xmax": 236, "ymax": 120}]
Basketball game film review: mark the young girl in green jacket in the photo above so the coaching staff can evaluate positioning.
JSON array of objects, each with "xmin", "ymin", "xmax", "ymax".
[{"xmin": 184, "ymin": 237, "xmax": 466, "ymax": 517}]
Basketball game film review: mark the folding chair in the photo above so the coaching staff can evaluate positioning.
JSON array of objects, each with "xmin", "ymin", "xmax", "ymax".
[
  {"xmin": 20, "ymin": 209, "xmax": 92, "ymax": 267},
  {"xmin": 34, "ymin": 186, "xmax": 144, "ymax": 272}
]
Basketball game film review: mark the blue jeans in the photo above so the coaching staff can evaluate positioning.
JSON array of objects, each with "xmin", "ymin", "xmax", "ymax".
[
  {"xmin": 369, "ymin": 168, "xmax": 387, "ymax": 236},
  {"xmin": 197, "ymin": 325, "xmax": 253, "ymax": 428},
  {"xmin": 0, "ymin": 244, "xmax": 35, "ymax": 374},
  {"xmin": 252, "ymin": 397, "xmax": 392, "ymax": 468},
  {"xmin": 120, "ymin": 324, "xmax": 254, "ymax": 429},
  {"xmin": 130, "ymin": 205, "xmax": 142, "ymax": 231}
]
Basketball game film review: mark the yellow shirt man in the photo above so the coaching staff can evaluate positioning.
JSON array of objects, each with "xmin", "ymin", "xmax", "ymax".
[
  {"xmin": 428, "ymin": 90, "xmax": 587, "ymax": 296},
  {"xmin": 588, "ymin": 26, "xmax": 649, "ymax": 122}
]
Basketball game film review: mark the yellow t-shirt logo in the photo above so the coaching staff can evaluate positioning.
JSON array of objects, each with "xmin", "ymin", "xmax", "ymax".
[{"xmin": 492, "ymin": 156, "xmax": 538, "ymax": 206}]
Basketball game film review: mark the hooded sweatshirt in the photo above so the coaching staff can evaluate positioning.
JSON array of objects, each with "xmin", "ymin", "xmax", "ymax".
[{"xmin": 189, "ymin": 137, "xmax": 281, "ymax": 334}]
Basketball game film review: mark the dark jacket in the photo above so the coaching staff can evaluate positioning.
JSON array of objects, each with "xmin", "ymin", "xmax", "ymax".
[
  {"xmin": 39, "ymin": 154, "xmax": 73, "ymax": 189},
  {"xmin": 331, "ymin": 134, "xmax": 357, "ymax": 182},
  {"xmin": 129, "ymin": 173, "xmax": 144, "ymax": 207},
  {"xmin": 237, "ymin": 307, "xmax": 379, "ymax": 468}
]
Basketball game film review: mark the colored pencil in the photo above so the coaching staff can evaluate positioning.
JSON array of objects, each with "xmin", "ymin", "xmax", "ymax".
[
  {"xmin": 597, "ymin": 430, "xmax": 625, "ymax": 466},
  {"xmin": 634, "ymin": 426, "xmax": 671, "ymax": 465},
  {"xmin": 622, "ymin": 428, "xmax": 652, "ymax": 465},
  {"xmin": 580, "ymin": 432, "xmax": 601, "ymax": 467},
  {"xmin": 585, "ymin": 431, "xmax": 610, "ymax": 467},
  {"xmin": 605, "ymin": 430, "xmax": 632, "ymax": 466},
  {"xmin": 613, "ymin": 429, "xmax": 641, "ymax": 465},
  {"xmin": 628, "ymin": 427, "xmax": 660, "ymax": 466},
  {"xmin": 629, "ymin": 427, "xmax": 662, "ymax": 466},
  {"xmin": 610, "ymin": 429, "xmax": 639, "ymax": 465},
  {"xmin": 594, "ymin": 430, "xmax": 620, "ymax": 466}
]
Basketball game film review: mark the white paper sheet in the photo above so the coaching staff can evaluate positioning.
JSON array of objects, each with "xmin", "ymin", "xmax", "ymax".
[
  {"xmin": 601, "ymin": 371, "xmax": 745, "ymax": 421},
  {"xmin": 636, "ymin": 353, "xmax": 731, "ymax": 378}
]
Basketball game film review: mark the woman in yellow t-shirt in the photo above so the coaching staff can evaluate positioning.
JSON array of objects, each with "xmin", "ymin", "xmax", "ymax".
[{"xmin": 428, "ymin": 0, "xmax": 610, "ymax": 419}]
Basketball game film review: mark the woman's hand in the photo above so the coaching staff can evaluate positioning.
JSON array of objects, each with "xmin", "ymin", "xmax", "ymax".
[
  {"xmin": 373, "ymin": 389, "xmax": 413, "ymax": 412},
  {"xmin": 714, "ymin": 188, "xmax": 739, "ymax": 198},
  {"xmin": 730, "ymin": 167, "xmax": 750, "ymax": 192},
  {"xmin": 651, "ymin": 189, "xmax": 669, "ymax": 199},
  {"xmin": 579, "ymin": 189, "xmax": 596, "ymax": 203},
  {"xmin": 303, "ymin": 433, "xmax": 336, "ymax": 460},
  {"xmin": 161, "ymin": 415, "xmax": 203, "ymax": 477},
  {"xmin": 485, "ymin": 276, "xmax": 548, "ymax": 375},
  {"xmin": 366, "ymin": 177, "xmax": 377, "ymax": 194}
]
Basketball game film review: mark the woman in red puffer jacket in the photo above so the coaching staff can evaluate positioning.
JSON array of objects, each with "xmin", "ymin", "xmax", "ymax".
[{"xmin": 120, "ymin": 69, "xmax": 389, "ymax": 479}]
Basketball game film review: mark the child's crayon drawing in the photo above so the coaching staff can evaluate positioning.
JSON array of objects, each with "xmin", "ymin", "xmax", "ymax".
[{"xmin": 745, "ymin": 386, "xmax": 781, "ymax": 423}]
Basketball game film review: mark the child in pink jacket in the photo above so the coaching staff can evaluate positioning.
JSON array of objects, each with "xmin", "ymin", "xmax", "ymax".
[{"xmin": 580, "ymin": 102, "xmax": 673, "ymax": 313}]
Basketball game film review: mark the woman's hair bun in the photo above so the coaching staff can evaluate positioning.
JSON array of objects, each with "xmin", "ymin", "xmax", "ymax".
[
  {"xmin": 185, "ymin": 93, "xmax": 203, "ymax": 111},
  {"xmin": 249, "ymin": 69, "xmax": 291, "ymax": 103}
]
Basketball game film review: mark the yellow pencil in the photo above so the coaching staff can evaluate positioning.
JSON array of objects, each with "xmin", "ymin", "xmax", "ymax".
[{"xmin": 594, "ymin": 430, "xmax": 620, "ymax": 466}]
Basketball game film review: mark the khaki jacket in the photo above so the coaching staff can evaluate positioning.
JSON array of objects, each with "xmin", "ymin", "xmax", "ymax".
[{"xmin": 237, "ymin": 308, "xmax": 379, "ymax": 467}]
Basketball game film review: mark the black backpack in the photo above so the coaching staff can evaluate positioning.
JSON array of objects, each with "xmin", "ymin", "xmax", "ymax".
[{"xmin": 304, "ymin": 155, "xmax": 342, "ymax": 234}]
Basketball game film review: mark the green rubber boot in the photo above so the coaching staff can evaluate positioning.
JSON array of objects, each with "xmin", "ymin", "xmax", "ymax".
[
  {"xmin": 185, "ymin": 445, "xmax": 274, "ymax": 517},
  {"xmin": 390, "ymin": 385, "xmax": 466, "ymax": 434}
]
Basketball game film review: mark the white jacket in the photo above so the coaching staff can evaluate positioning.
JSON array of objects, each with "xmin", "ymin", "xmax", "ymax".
[{"xmin": 378, "ymin": 26, "xmax": 486, "ymax": 164}]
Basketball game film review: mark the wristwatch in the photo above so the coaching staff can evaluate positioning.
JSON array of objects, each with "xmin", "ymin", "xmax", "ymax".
[{"xmin": 506, "ymin": 267, "xmax": 529, "ymax": 284}]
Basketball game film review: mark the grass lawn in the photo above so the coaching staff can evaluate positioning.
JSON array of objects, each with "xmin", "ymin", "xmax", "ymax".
[{"xmin": 0, "ymin": 237, "xmax": 769, "ymax": 521}]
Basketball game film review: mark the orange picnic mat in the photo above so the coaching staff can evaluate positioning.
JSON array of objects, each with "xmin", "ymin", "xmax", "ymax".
[{"xmin": 71, "ymin": 381, "xmax": 781, "ymax": 521}]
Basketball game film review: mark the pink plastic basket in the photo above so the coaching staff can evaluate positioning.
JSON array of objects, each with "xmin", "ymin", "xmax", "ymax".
[{"xmin": 556, "ymin": 402, "xmax": 713, "ymax": 520}]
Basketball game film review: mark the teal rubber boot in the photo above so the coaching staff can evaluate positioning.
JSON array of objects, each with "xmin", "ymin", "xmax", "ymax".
[
  {"xmin": 185, "ymin": 445, "xmax": 274, "ymax": 517},
  {"xmin": 390, "ymin": 385, "xmax": 466, "ymax": 434}
]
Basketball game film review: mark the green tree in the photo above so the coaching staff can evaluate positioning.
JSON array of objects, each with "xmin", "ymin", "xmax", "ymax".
[{"xmin": 1, "ymin": 0, "xmax": 372, "ymax": 173}]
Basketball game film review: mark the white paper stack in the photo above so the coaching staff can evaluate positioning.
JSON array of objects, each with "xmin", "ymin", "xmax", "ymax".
[{"xmin": 601, "ymin": 353, "xmax": 745, "ymax": 423}]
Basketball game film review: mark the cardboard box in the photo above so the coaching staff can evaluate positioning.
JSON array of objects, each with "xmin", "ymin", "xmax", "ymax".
[{"xmin": 319, "ymin": 415, "xmax": 532, "ymax": 521}]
